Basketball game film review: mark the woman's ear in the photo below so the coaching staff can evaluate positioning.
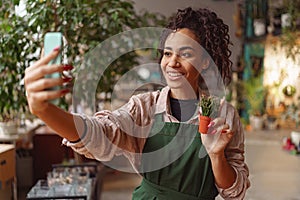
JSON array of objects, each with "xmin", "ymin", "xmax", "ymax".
[{"xmin": 201, "ymin": 58, "xmax": 210, "ymax": 70}]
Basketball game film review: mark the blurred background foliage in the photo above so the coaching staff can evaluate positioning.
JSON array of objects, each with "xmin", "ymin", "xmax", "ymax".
[{"xmin": 0, "ymin": 0, "xmax": 167, "ymax": 120}]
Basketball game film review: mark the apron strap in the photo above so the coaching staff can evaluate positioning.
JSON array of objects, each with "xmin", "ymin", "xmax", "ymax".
[{"xmin": 141, "ymin": 178, "xmax": 215, "ymax": 200}]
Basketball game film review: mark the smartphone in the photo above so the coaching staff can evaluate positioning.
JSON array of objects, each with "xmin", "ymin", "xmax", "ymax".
[
  {"xmin": 44, "ymin": 32, "xmax": 63, "ymax": 104},
  {"xmin": 44, "ymin": 32, "xmax": 62, "ymax": 82}
]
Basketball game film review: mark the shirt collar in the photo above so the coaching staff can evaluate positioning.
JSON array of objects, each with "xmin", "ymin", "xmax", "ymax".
[
  {"xmin": 155, "ymin": 86, "xmax": 171, "ymax": 115},
  {"xmin": 155, "ymin": 86, "xmax": 200, "ymax": 123}
]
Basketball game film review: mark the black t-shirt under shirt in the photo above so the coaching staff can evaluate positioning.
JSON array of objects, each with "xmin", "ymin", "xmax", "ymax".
[{"xmin": 170, "ymin": 97, "xmax": 198, "ymax": 122}]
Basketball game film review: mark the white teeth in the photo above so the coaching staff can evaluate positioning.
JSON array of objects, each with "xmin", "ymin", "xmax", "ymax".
[{"xmin": 168, "ymin": 72, "xmax": 182, "ymax": 77}]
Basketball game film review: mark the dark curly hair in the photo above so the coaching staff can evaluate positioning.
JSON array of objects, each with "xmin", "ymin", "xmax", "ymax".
[{"xmin": 159, "ymin": 7, "xmax": 232, "ymax": 87}]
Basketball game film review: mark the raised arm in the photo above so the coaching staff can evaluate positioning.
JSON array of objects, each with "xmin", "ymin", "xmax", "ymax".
[{"xmin": 24, "ymin": 47, "xmax": 83, "ymax": 141}]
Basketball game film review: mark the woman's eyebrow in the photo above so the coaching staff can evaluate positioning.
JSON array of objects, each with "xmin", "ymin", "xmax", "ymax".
[
  {"xmin": 164, "ymin": 46, "xmax": 195, "ymax": 51},
  {"xmin": 179, "ymin": 46, "xmax": 195, "ymax": 51}
]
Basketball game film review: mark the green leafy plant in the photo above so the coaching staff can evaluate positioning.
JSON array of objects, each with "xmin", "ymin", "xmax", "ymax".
[
  {"xmin": 198, "ymin": 94, "xmax": 220, "ymax": 134},
  {"xmin": 243, "ymin": 71, "xmax": 266, "ymax": 117},
  {"xmin": 199, "ymin": 94, "xmax": 220, "ymax": 117},
  {"xmin": 0, "ymin": 0, "xmax": 166, "ymax": 121},
  {"xmin": 278, "ymin": 0, "xmax": 300, "ymax": 60},
  {"xmin": 0, "ymin": 1, "xmax": 29, "ymax": 122}
]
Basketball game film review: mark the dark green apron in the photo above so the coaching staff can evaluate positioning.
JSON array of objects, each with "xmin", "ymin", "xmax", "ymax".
[{"xmin": 132, "ymin": 114, "xmax": 218, "ymax": 200}]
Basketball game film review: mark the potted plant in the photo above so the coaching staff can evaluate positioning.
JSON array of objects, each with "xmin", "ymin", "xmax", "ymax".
[
  {"xmin": 269, "ymin": 0, "xmax": 300, "ymax": 60},
  {"xmin": 0, "ymin": 3, "xmax": 29, "ymax": 134},
  {"xmin": 0, "ymin": 0, "xmax": 166, "ymax": 127},
  {"xmin": 243, "ymin": 70, "xmax": 266, "ymax": 130},
  {"xmin": 198, "ymin": 94, "xmax": 220, "ymax": 134}
]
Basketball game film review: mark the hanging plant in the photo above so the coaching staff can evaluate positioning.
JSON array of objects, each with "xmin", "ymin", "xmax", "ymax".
[
  {"xmin": 282, "ymin": 85, "xmax": 296, "ymax": 97},
  {"xmin": 279, "ymin": 0, "xmax": 300, "ymax": 60}
]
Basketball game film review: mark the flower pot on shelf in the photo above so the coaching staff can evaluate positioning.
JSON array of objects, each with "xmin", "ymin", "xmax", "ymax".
[
  {"xmin": 198, "ymin": 115, "xmax": 211, "ymax": 134},
  {"xmin": 0, "ymin": 121, "xmax": 18, "ymax": 135}
]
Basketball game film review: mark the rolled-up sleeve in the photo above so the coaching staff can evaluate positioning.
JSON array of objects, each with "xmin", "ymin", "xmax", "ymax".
[
  {"xmin": 62, "ymin": 91, "xmax": 158, "ymax": 167},
  {"xmin": 217, "ymin": 104, "xmax": 250, "ymax": 199},
  {"xmin": 63, "ymin": 111, "xmax": 133, "ymax": 161}
]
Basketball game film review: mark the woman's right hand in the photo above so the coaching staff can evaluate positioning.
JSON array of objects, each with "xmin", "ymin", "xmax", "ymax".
[{"xmin": 24, "ymin": 47, "xmax": 72, "ymax": 116}]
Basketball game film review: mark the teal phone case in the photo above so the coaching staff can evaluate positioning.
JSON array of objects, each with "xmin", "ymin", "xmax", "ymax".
[
  {"xmin": 44, "ymin": 32, "xmax": 62, "ymax": 80},
  {"xmin": 44, "ymin": 32, "xmax": 62, "ymax": 104}
]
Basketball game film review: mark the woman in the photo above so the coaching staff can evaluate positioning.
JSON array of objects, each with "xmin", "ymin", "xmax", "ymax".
[{"xmin": 25, "ymin": 7, "xmax": 249, "ymax": 199}]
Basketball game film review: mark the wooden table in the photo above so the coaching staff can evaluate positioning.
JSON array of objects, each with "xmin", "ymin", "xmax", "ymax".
[{"xmin": 0, "ymin": 144, "xmax": 16, "ymax": 199}]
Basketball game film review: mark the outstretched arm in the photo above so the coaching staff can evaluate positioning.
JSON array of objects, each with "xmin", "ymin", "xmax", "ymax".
[{"xmin": 24, "ymin": 47, "xmax": 82, "ymax": 141}]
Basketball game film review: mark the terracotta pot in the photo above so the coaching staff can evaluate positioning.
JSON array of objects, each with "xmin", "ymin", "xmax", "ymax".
[
  {"xmin": 0, "ymin": 121, "xmax": 18, "ymax": 135},
  {"xmin": 198, "ymin": 115, "xmax": 211, "ymax": 134}
]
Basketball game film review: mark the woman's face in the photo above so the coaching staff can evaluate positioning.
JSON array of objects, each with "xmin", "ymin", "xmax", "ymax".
[{"xmin": 161, "ymin": 28, "xmax": 208, "ymax": 99}]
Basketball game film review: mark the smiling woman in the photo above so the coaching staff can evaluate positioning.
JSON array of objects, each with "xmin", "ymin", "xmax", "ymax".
[
  {"xmin": 160, "ymin": 28, "xmax": 205, "ymax": 100},
  {"xmin": 24, "ymin": 6, "xmax": 250, "ymax": 200}
]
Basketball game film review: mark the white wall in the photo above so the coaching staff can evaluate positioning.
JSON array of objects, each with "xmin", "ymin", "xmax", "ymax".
[{"xmin": 132, "ymin": 0, "xmax": 242, "ymax": 70}]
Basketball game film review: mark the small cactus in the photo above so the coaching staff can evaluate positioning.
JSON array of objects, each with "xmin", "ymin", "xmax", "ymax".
[{"xmin": 199, "ymin": 94, "xmax": 220, "ymax": 117}]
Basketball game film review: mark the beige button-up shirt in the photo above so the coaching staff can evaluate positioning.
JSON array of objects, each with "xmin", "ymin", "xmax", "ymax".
[{"xmin": 63, "ymin": 86, "xmax": 250, "ymax": 199}]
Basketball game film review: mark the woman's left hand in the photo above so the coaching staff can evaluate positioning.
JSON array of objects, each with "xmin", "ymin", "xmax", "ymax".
[{"xmin": 201, "ymin": 117, "xmax": 234, "ymax": 156}]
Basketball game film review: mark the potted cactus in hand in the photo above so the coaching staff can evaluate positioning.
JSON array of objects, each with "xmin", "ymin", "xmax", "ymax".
[{"xmin": 198, "ymin": 95, "xmax": 220, "ymax": 134}]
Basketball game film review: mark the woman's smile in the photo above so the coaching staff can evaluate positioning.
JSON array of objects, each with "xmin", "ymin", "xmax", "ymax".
[{"xmin": 166, "ymin": 70, "xmax": 185, "ymax": 79}]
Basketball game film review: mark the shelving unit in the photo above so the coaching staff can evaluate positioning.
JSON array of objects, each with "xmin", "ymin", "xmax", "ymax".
[{"xmin": 237, "ymin": 0, "xmax": 300, "ymax": 128}]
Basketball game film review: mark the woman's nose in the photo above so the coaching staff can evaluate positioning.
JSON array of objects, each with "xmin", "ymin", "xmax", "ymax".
[{"xmin": 169, "ymin": 55, "xmax": 181, "ymax": 67}]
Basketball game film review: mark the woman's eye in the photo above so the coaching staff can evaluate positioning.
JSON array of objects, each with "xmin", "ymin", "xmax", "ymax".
[
  {"xmin": 181, "ymin": 52, "xmax": 192, "ymax": 58},
  {"xmin": 164, "ymin": 51, "xmax": 172, "ymax": 57}
]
